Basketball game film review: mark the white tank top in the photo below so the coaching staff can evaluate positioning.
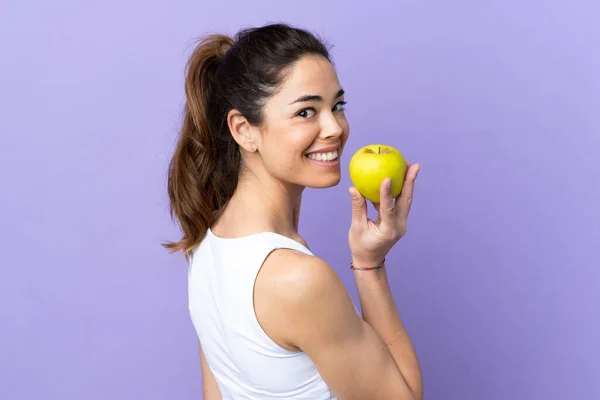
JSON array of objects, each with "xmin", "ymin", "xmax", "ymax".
[{"xmin": 188, "ymin": 228, "xmax": 338, "ymax": 399}]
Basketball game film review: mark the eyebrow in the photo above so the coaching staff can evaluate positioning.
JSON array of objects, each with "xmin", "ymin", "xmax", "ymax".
[{"xmin": 289, "ymin": 89, "xmax": 345, "ymax": 105}]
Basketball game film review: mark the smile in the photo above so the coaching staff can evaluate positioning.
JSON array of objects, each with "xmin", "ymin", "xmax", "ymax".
[{"xmin": 306, "ymin": 149, "xmax": 339, "ymax": 162}]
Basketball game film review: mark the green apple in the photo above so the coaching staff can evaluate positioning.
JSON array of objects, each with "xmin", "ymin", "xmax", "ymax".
[{"xmin": 348, "ymin": 144, "xmax": 407, "ymax": 203}]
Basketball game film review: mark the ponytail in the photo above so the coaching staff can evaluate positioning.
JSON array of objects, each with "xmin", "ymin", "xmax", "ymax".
[{"xmin": 163, "ymin": 34, "xmax": 236, "ymax": 257}]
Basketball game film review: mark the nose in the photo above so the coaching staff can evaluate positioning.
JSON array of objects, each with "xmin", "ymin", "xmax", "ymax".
[{"xmin": 320, "ymin": 112, "xmax": 344, "ymax": 140}]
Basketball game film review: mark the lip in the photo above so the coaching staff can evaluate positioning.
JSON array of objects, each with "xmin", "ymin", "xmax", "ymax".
[
  {"xmin": 305, "ymin": 144, "xmax": 341, "ymax": 155},
  {"xmin": 307, "ymin": 157, "xmax": 340, "ymax": 167}
]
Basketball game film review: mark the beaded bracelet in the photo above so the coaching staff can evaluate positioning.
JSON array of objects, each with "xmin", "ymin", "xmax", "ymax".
[{"xmin": 350, "ymin": 258, "xmax": 386, "ymax": 271}]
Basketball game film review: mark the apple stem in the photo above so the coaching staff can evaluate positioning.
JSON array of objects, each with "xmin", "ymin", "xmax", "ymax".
[{"xmin": 378, "ymin": 146, "xmax": 381, "ymax": 154}]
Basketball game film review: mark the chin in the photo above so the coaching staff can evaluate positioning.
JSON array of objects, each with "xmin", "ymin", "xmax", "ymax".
[{"xmin": 307, "ymin": 174, "xmax": 342, "ymax": 189}]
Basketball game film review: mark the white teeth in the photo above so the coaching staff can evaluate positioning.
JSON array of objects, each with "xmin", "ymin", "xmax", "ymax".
[{"xmin": 307, "ymin": 149, "xmax": 339, "ymax": 161}]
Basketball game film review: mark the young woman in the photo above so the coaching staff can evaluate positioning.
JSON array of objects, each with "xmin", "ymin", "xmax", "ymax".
[{"xmin": 164, "ymin": 23, "xmax": 423, "ymax": 400}]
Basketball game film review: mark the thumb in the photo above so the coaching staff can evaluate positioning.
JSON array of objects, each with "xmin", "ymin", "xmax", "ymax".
[{"xmin": 349, "ymin": 187, "xmax": 367, "ymax": 225}]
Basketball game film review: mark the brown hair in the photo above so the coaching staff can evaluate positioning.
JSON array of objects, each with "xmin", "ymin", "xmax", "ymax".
[{"xmin": 163, "ymin": 23, "xmax": 331, "ymax": 257}]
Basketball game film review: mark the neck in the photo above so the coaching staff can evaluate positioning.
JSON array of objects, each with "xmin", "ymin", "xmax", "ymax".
[{"xmin": 217, "ymin": 165, "xmax": 304, "ymax": 238}]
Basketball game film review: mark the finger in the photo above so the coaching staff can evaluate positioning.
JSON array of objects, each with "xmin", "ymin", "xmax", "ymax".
[
  {"xmin": 371, "ymin": 202, "xmax": 382, "ymax": 223},
  {"xmin": 349, "ymin": 187, "xmax": 367, "ymax": 225},
  {"xmin": 396, "ymin": 163, "xmax": 420, "ymax": 221},
  {"xmin": 378, "ymin": 177, "xmax": 395, "ymax": 226},
  {"xmin": 393, "ymin": 160, "xmax": 412, "ymax": 201}
]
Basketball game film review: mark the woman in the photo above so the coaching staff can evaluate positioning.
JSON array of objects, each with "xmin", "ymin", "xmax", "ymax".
[{"xmin": 164, "ymin": 23, "xmax": 423, "ymax": 399}]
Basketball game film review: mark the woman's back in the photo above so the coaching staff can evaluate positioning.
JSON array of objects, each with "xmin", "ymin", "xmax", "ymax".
[{"xmin": 188, "ymin": 229, "xmax": 336, "ymax": 399}]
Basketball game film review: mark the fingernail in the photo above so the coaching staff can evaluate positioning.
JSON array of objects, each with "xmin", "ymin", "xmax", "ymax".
[
  {"xmin": 386, "ymin": 178, "xmax": 392, "ymax": 189},
  {"xmin": 349, "ymin": 188, "xmax": 358, "ymax": 199}
]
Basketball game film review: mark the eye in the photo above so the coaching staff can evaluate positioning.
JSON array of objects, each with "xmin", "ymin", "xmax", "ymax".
[
  {"xmin": 297, "ymin": 108, "xmax": 316, "ymax": 119},
  {"xmin": 333, "ymin": 101, "xmax": 347, "ymax": 112}
]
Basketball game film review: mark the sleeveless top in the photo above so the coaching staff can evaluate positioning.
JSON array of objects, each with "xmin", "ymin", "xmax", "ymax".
[{"xmin": 187, "ymin": 228, "xmax": 338, "ymax": 399}]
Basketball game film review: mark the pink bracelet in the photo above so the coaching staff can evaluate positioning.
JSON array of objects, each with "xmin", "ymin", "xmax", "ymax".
[{"xmin": 350, "ymin": 258, "xmax": 386, "ymax": 271}]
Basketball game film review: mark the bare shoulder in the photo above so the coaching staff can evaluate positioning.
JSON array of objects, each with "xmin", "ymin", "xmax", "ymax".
[
  {"xmin": 255, "ymin": 248, "xmax": 413, "ymax": 398},
  {"xmin": 254, "ymin": 248, "xmax": 354, "ymax": 350},
  {"xmin": 257, "ymin": 249, "xmax": 343, "ymax": 304}
]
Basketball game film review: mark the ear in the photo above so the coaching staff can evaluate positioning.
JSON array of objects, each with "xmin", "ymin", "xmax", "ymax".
[{"xmin": 227, "ymin": 109, "xmax": 259, "ymax": 153}]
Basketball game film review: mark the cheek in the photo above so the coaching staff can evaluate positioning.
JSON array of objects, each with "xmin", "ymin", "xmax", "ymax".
[
  {"xmin": 263, "ymin": 143, "xmax": 303, "ymax": 179},
  {"xmin": 262, "ymin": 122, "xmax": 320, "ymax": 165},
  {"xmin": 262, "ymin": 129, "xmax": 309, "ymax": 170},
  {"xmin": 285, "ymin": 127, "xmax": 318, "ymax": 155}
]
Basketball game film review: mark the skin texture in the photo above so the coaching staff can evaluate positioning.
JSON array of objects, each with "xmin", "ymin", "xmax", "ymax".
[{"xmin": 200, "ymin": 55, "xmax": 423, "ymax": 399}]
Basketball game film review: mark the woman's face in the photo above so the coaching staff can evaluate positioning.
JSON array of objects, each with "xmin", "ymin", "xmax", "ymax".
[{"xmin": 256, "ymin": 54, "xmax": 350, "ymax": 189}]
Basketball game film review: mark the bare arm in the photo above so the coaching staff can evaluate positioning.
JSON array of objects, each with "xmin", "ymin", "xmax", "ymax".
[
  {"xmin": 199, "ymin": 341, "xmax": 222, "ymax": 400},
  {"xmin": 353, "ymin": 265, "xmax": 423, "ymax": 399},
  {"xmin": 255, "ymin": 161, "xmax": 423, "ymax": 398},
  {"xmin": 346, "ymin": 161, "xmax": 423, "ymax": 399},
  {"xmin": 257, "ymin": 252, "xmax": 421, "ymax": 399}
]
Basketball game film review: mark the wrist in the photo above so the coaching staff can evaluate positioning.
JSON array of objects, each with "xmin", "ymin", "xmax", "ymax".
[
  {"xmin": 350, "ymin": 257, "xmax": 386, "ymax": 272},
  {"xmin": 351, "ymin": 256, "xmax": 386, "ymax": 268},
  {"xmin": 353, "ymin": 262, "xmax": 389, "ymax": 286}
]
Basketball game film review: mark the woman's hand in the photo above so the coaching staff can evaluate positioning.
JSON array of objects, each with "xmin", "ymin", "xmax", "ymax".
[{"xmin": 348, "ymin": 161, "xmax": 421, "ymax": 267}]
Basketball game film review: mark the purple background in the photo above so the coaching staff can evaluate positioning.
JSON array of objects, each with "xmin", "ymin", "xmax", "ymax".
[{"xmin": 1, "ymin": 0, "xmax": 599, "ymax": 399}]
